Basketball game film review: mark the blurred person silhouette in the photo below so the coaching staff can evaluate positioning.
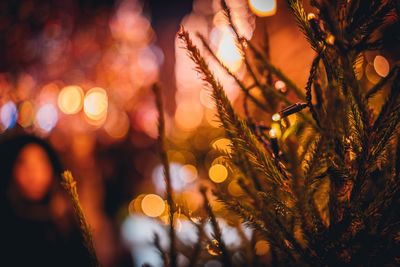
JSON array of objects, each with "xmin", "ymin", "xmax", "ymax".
[{"xmin": 0, "ymin": 134, "xmax": 92, "ymax": 266}]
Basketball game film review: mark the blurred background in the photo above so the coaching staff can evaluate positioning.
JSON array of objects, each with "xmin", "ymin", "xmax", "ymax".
[{"xmin": 0, "ymin": 0, "xmax": 398, "ymax": 266}]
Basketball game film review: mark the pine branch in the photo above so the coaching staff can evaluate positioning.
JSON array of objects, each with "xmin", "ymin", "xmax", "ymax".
[
  {"xmin": 305, "ymin": 53, "xmax": 323, "ymax": 128},
  {"xmin": 286, "ymin": 0, "xmax": 321, "ymax": 51},
  {"xmin": 61, "ymin": 171, "xmax": 100, "ymax": 267},
  {"xmin": 152, "ymin": 84, "xmax": 177, "ymax": 267},
  {"xmin": 153, "ymin": 233, "xmax": 168, "ymax": 267},
  {"xmin": 200, "ymin": 187, "xmax": 232, "ymax": 266},
  {"xmin": 246, "ymin": 41, "xmax": 306, "ymax": 101},
  {"xmin": 196, "ymin": 33, "xmax": 268, "ymax": 112},
  {"xmin": 365, "ymin": 64, "xmax": 399, "ymax": 99},
  {"xmin": 220, "ymin": 0, "xmax": 273, "ymax": 105},
  {"xmin": 178, "ymin": 27, "xmax": 289, "ymax": 189}
]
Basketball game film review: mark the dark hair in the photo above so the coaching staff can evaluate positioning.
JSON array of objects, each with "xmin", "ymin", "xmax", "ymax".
[{"xmin": 0, "ymin": 134, "xmax": 63, "ymax": 205}]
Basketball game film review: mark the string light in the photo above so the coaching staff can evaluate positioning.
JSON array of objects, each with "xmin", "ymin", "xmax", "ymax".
[
  {"xmin": 272, "ymin": 113, "xmax": 281, "ymax": 122},
  {"xmin": 269, "ymin": 128, "xmax": 279, "ymax": 156},
  {"xmin": 278, "ymin": 102, "xmax": 308, "ymax": 119}
]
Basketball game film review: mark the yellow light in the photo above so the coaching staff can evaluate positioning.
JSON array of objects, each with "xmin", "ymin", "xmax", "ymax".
[
  {"xmin": 269, "ymin": 128, "xmax": 277, "ymax": 138},
  {"xmin": 84, "ymin": 87, "xmax": 108, "ymax": 121},
  {"xmin": 271, "ymin": 122, "xmax": 282, "ymax": 138},
  {"xmin": 272, "ymin": 113, "xmax": 281, "ymax": 122},
  {"xmin": 58, "ymin": 85, "xmax": 84, "ymax": 115},
  {"xmin": 216, "ymin": 27, "xmax": 243, "ymax": 72},
  {"xmin": 325, "ymin": 34, "xmax": 335, "ymax": 45},
  {"xmin": 209, "ymin": 164, "xmax": 228, "ymax": 183},
  {"xmin": 249, "ymin": 0, "xmax": 277, "ymax": 17},
  {"xmin": 255, "ymin": 240, "xmax": 270, "ymax": 256},
  {"xmin": 307, "ymin": 13, "xmax": 316, "ymax": 21},
  {"xmin": 141, "ymin": 194, "xmax": 165, "ymax": 218},
  {"xmin": 373, "ymin": 55, "xmax": 390, "ymax": 77},
  {"xmin": 18, "ymin": 100, "xmax": 34, "ymax": 128}
]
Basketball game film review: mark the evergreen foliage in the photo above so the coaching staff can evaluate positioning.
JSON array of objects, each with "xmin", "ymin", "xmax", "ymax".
[{"xmin": 169, "ymin": 0, "xmax": 400, "ymax": 266}]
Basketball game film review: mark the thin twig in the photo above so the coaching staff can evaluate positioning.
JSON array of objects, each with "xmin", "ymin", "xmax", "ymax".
[
  {"xmin": 61, "ymin": 171, "xmax": 100, "ymax": 267},
  {"xmin": 153, "ymin": 84, "xmax": 177, "ymax": 267},
  {"xmin": 197, "ymin": 33, "xmax": 269, "ymax": 112}
]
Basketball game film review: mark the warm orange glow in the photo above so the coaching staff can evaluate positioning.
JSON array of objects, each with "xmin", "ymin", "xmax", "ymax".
[
  {"xmin": 365, "ymin": 64, "xmax": 380, "ymax": 84},
  {"xmin": 209, "ymin": 164, "xmax": 228, "ymax": 183},
  {"xmin": 326, "ymin": 34, "xmax": 335, "ymax": 45},
  {"xmin": 141, "ymin": 194, "xmax": 165, "ymax": 217},
  {"xmin": 269, "ymin": 128, "xmax": 277, "ymax": 138},
  {"xmin": 373, "ymin": 55, "xmax": 390, "ymax": 77},
  {"xmin": 18, "ymin": 101, "xmax": 34, "ymax": 128},
  {"xmin": 84, "ymin": 87, "xmax": 108, "ymax": 123},
  {"xmin": 270, "ymin": 122, "xmax": 282, "ymax": 138},
  {"xmin": 214, "ymin": 26, "xmax": 243, "ymax": 72},
  {"xmin": 104, "ymin": 109, "xmax": 130, "ymax": 139},
  {"xmin": 58, "ymin": 85, "xmax": 84, "ymax": 115},
  {"xmin": 174, "ymin": 101, "xmax": 203, "ymax": 131},
  {"xmin": 255, "ymin": 240, "xmax": 270, "ymax": 255},
  {"xmin": 249, "ymin": 0, "xmax": 277, "ymax": 17}
]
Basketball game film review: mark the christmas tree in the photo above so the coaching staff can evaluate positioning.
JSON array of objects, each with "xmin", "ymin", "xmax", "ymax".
[{"xmin": 65, "ymin": 0, "xmax": 400, "ymax": 266}]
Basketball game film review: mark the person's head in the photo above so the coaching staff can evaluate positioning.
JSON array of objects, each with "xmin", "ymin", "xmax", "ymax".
[{"xmin": 0, "ymin": 135, "xmax": 62, "ymax": 203}]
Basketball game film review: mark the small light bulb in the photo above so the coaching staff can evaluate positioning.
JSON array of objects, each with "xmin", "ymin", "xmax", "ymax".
[
  {"xmin": 326, "ymin": 34, "xmax": 335, "ymax": 45},
  {"xmin": 272, "ymin": 113, "xmax": 281, "ymax": 122},
  {"xmin": 307, "ymin": 13, "xmax": 316, "ymax": 21},
  {"xmin": 269, "ymin": 128, "xmax": 277, "ymax": 138}
]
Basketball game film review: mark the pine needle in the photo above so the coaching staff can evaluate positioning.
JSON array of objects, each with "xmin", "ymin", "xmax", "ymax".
[
  {"xmin": 61, "ymin": 171, "xmax": 100, "ymax": 267},
  {"xmin": 200, "ymin": 187, "xmax": 232, "ymax": 266}
]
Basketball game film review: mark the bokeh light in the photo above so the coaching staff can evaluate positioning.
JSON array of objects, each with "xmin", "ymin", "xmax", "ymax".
[
  {"xmin": 212, "ymin": 26, "xmax": 243, "ymax": 72},
  {"xmin": 0, "ymin": 101, "xmax": 18, "ymax": 130},
  {"xmin": 58, "ymin": 85, "xmax": 84, "ymax": 115},
  {"xmin": 36, "ymin": 104, "xmax": 58, "ymax": 132},
  {"xmin": 255, "ymin": 240, "xmax": 270, "ymax": 255},
  {"xmin": 18, "ymin": 101, "xmax": 35, "ymax": 128},
  {"xmin": 104, "ymin": 109, "xmax": 130, "ymax": 139},
  {"xmin": 84, "ymin": 87, "xmax": 108, "ymax": 122},
  {"xmin": 175, "ymin": 101, "xmax": 204, "ymax": 131},
  {"xmin": 141, "ymin": 194, "xmax": 165, "ymax": 218},
  {"xmin": 249, "ymin": 0, "xmax": 277, "ymax": 17},
  {"xmin": 179, "ymin": 164, "xmax": 198, "ymax": 183},
  {"xmin": 373, "ymin": 55, "xmax": 390, "ymax": 77},
  {"xmin": 209, "ymin": 163, "xmax": 228, "ymax": 183}
]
